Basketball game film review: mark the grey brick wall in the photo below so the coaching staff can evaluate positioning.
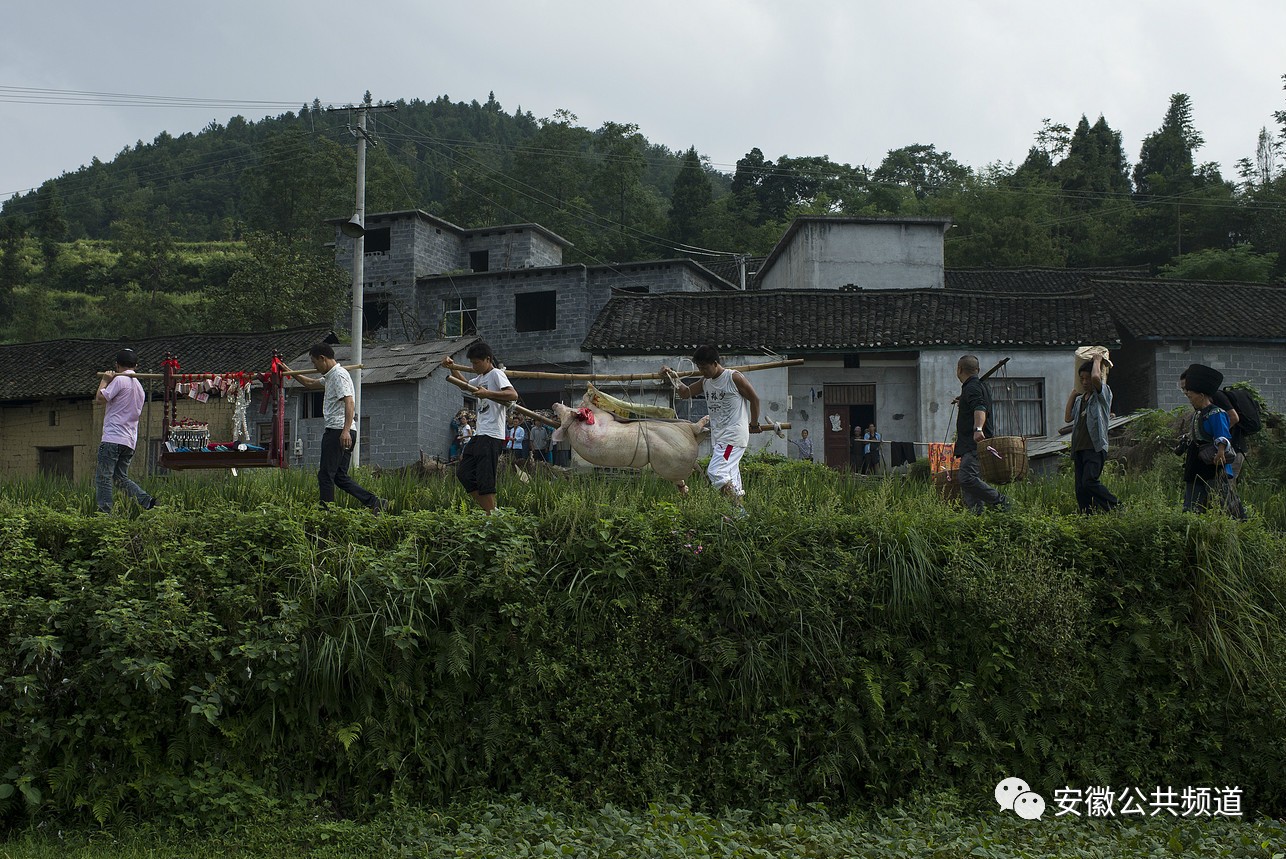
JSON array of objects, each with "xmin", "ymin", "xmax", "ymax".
[
  {"xmin": 461, "ymin": 227, "xmax": 564, "ymax": 270},
  {"xmin": 334, "ymin": 217, "xmax": 465, "ymax": 342},
  {"xmin": 418, "ymin": 266, "xmax": 593, "ymax": 366},
  {"xmin": 1153, "ymin": 342, "xmax": 1286, "ymax": 413},
  {"xmin": 288, "ymin": 377, "xmax": 467, "ymax": 470}
]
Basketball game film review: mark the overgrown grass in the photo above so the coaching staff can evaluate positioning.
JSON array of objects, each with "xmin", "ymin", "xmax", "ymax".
[
  {"xmin": 2, "ymin": 794, "xmax": 1283, "ymax": 858},
  {"xmin": 4, "ymin": 447, "xmax": 1286, "ymax": 827}
]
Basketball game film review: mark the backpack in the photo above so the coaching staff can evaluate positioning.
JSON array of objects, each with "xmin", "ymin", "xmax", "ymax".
[{"xmin": 1223, "ymin": 387, "xmax": 1262, "ymax": 435}]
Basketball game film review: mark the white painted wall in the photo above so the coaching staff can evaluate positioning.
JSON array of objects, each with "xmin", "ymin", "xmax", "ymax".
[
  {"xmin": 918, "ymin": 349, "xmax": 1081, "ymax": 448},
  {"xmin": 758, "ymin": 221, "xmax": 948, "ymax": 291}
]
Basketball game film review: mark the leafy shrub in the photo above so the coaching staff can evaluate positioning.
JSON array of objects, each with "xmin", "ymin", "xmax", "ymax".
[{"xmin": 1, "ymin": 466, "xmax": 1285, "ymax": 826}]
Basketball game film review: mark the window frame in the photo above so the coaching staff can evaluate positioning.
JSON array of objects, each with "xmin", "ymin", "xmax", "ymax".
[
  {"xmin": 442, "ymin": 297, "xmax": 478, "ymax": 337},
  {"xmin": 989, "ymin": 376, "xmax": 1047, "ymax": 438}
]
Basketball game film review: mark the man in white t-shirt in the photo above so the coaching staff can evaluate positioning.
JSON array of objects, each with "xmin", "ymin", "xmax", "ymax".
[
  {"xmin": 442, "ymin": 342, "xmax": 518, "ymax": 513},
  {"xmin": 95, "ymin": 348, "xmax": 157, "ymax": 513},
  {"xmin": 666, "ymin": 345, "xmax": 762, "ymax": 517},
  {"xmin": 287, "ymin": 343, "xmax": 386, "ymax": 513}
]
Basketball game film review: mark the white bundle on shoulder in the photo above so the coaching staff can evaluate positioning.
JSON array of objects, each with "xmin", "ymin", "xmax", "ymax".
[{"xmin": 1073, "ymin": 345, "xmax": 1113, "ymax": 393}]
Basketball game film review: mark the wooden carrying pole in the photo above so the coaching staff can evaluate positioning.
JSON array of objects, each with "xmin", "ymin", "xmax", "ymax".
[
  {"xmin": 98, "ymin": 363, "xmax": 365, "ymax": 380},
  {"xmin": 446, "ymin": 375, "xmax": 559, "ymax": 427},
  {"xmin": 441, "ymin": 358, "xmax": 803, "ymax": 381}
]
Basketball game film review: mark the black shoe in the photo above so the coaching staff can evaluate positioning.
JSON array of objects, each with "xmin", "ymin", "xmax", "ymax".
[
  {"xmin": 370, "ymin": 498, "xmax": 389, "ymax": 515},
  {"xmin": 144, "ymin": 496, "xmax": 159, "ymax": 510}
]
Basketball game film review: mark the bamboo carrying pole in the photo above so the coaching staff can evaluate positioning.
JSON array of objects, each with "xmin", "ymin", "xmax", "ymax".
[
  {"xmin": 445, "ymin": 375, "xmax": 559, "ymax": 427},
  {"xmin": 97, "ymin": 364, "xmax": 365, "ymax": 380},
  {"xmin": 445, "ymin": 375, "xmax": 789, "ymax": 431},
  {"xmin": 441, "ymin": 358, "xmax": 803, "ymax": 381}
]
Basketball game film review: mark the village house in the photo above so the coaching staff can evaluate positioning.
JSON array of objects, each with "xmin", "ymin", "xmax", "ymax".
[
  {"xmin": 0, "ymin": 326, "xmax": 327, "ymax": 481},
  {"xmin": 282, "ymin": 337, "xmax": 478, "ymax": 469},
  {"xmin": 5, "ymin": 212, "xmax": 1281, "ymax": 479}
]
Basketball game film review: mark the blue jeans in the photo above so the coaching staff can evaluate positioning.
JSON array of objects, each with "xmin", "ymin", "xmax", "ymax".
[{"xmin": 96, "ymin": 442, "xmax": 154, "ymax": 513}]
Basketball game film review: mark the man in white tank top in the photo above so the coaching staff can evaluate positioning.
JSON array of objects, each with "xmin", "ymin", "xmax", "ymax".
[{"xmin": 666, "ymin": 345, "xmax": 762, "ymax": 517}]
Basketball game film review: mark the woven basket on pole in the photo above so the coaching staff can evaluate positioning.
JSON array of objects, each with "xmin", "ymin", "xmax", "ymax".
[{"xmin": 979, "ymin": 436, "xmax": 1028, "ymax": 484}]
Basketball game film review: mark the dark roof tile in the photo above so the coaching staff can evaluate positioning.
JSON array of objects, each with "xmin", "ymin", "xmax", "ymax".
[
  {"xmin": 1090, "ymin": 278, "xmax": 1286, "ymax": 341},
  {"xmin": 0, "ymin": 325, "xmax": 332, "ymax": 400},
  {"xmin": 583, "ymin": 289, "xmax": 1118, "ymax": 353}
]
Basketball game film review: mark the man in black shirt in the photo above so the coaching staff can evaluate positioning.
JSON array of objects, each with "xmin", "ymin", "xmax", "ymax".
[{"xmin": 953, "ymin": 355, "xmax": 1011, "ymax": 514}]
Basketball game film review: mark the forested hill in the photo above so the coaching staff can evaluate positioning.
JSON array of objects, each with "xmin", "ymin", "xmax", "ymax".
[
  {"xmin": 1, "ymin": 89, "xmax": 1285, "ymax": 344},
  {"xmin": 0, "ymin": 93, "xmax": 726, "ymax": 262},
  {"xmin": 6, "ymin": 89, "xmax": 1286, "ymax": 272}
]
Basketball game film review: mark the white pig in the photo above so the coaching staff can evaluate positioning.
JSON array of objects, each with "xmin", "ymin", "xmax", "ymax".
[{"xmin": 551, "ymin": 401, "xmax": 709, "ymax": 494}]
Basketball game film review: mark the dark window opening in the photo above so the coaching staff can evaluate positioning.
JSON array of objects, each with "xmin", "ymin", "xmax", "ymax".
[
  {"xmin": 364, "ymin": 293, "xmax": 390, "ymax": 334},
  {"xmin": 470, "ymin": 250, "xmax": 490, "ymax": 272},
  {"xmin": 37, "ymin": 446, "xmax": 74, "ymax": 480},
  {"xmin": 515, "ymin": 290, "xmax": 557, "ymax": 332},
  {"xmin": 364, "ymin": 227, "xmax": 391, "ymax": 253},
  {"xmin": 302, "ymin": 391, "xmax": 325, "ymax": 419},
  {"xmin": 843, "ymin": 354, "xmax": 862, "ymax": 368}
]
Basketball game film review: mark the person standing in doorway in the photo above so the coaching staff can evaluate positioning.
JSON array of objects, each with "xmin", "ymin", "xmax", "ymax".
[
  {"xmin": 1064, "ymin": 355, "xmax": 1119, "ymax": 513},
  {"xmin": 849, "ymin": 424, "xmax": 864, "ymax": 473},
  {"xmin": 954, "ymin": 355, "xmax": 1011, "ymax": 514},
  {"xmin": 95, "ymin": 348, "xmax": 157, "ymax": 513},
  {"xmin": 862, "ymin": 423, "xmax": 882, "ymax": 474},
  {"xmin": 286, "ymin": 343, "xmax": 387, "ymax": 513}
]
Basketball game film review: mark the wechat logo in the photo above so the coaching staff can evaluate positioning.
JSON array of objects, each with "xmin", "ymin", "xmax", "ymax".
[{"xmin": 996, "ymin": 776, "xmax": 1046, "ymax": 820}]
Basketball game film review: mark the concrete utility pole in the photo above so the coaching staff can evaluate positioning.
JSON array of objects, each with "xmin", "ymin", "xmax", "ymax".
[{"xmin": 328, "ymin": 95, "xmax": 395, "ymax": 467}]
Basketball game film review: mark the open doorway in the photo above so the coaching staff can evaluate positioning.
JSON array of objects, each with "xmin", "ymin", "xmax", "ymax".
[{"xmin": 821, "ymin": 383, "xmax": 876, "ymax": 471}]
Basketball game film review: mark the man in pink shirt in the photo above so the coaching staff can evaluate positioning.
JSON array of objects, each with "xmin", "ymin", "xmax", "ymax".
[{"xmin": 95, "ymin": 348, "xmax": 156, "ymax": 513}]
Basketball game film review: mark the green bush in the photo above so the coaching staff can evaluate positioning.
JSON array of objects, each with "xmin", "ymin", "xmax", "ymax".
[{"xmin": 1, "ymin": 465, "xmax": 1285, "ymax": 826}]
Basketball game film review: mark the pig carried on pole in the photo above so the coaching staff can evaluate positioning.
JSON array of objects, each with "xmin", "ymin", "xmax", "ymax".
[{"xmin": 550, "ymin": 393, "xmax": 711, "ymax": 495}]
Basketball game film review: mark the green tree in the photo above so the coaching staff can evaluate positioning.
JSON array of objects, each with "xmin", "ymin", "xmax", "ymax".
[
  {"xmin": 1133, "ymin": 94, "xmax": 1203, "ymax": 196},
  {"xmin": 110, "ymin": 200, "xmax": 181, "ymax": 338},
  {"xmin": 0, "ymin": 217, "xmax": 26, "ymax": 318},
  {"xmin": 944, "ymin": 166, "xmax": 1065, "ymax": 267},
  {"xmin": 872, "ymin": 144, "xmax": 971, "ymax": 200},
  {"xmin": 1131, "ymin": 94, "xmax": 1236, "ymax": 267},
  {"xmin": 242, "ymin": 128, "xmax": 351, "ymax": 239},
  {"xmin": 1159, "ymin": 245, "xmax": 1277, "ymax": 282},
  {"xmin": 33, "ymin": 181, "xmax": 67, "ymax": 268},
  {"xmin": 201, "ymin": 231, "xmax": 347, "ymax": 331},
  {"xmin": 667, "ymin": 147, "xmax": 713, "ymax": 250},
  {"xmin": 590, "ymin": 121, "xmax": 654, "ymax": 260}
]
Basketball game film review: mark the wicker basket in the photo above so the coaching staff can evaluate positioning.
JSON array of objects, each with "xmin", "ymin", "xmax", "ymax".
[
  {"xmin": 979, "ymin": 436, "xmax": 1028, "ymax": 484},
  {"xmin": 932, "ymin": 468, "xmax": 962, "ymax": 501}
]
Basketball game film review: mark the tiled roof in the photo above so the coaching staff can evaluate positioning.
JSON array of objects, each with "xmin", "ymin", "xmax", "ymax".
[
  {"xmin": 1091, "ymin": 278, "xmax": 1286, "ymax": 341},
  {"xmin": 285, "ymin": 336, "xmax": 478, "ymax": 386},
  {"xmin": 945, "ymin": 266, "xmax": 1152, "ymax": 294},
  {"xmin": 0, "ymin": 325, "xmax": 332, "ymax": 401},
  {"xmin": 582, "ymin": 289, "xmax": 1118, "ymax": 353}
]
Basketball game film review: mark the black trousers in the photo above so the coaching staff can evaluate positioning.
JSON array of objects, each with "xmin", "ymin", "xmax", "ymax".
[
  {"xmin": 1073, "ymin": 449, "xmax": 1119, "ymax": 513},
  {"xmin": 318, "ymin": 428, "xmax": 377, "ymax": 507}
]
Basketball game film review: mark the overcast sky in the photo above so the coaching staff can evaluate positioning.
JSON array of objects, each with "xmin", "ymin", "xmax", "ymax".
[{"xmin": 3, "ymin": 0, "xmax": 1284, "ymax": 203}]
